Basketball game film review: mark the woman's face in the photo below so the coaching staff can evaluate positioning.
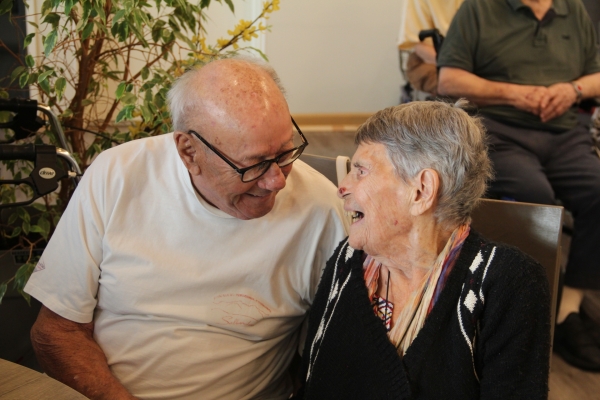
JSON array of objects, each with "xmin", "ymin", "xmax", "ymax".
[{"xmin": 338, "ymin": 142, "xmax": 416, "ymax": 256}]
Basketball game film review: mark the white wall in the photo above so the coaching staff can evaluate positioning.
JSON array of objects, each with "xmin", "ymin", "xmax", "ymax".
[
  {"xmin": 204, "ymin": 0, "xmax": 406, "ymax": 114},
  {"xmin": 264, "ymin": 0, "xmax": 404, "ymax": 114}
]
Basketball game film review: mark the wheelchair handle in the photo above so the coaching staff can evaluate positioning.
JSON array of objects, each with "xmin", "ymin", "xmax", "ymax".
[
  {"xmin": 0, "ymin": 144, "xmax": 37, "ymax": 161},
  {"xmin": 0, "ymin": 98, "xmax": 39, "ymax": 114}
]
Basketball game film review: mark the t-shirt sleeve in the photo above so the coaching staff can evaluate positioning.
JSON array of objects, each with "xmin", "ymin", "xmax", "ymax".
[
  {"xmin": 24, "ymin": 156, "xmax": 108, "ymax": 323},
  {"xmin": 436, "ymin": 0, "xmax": 479, "ymax": 72},
  {"xmin": 398, "ymin": 0, "xmax": 433, "ymax": 50}
]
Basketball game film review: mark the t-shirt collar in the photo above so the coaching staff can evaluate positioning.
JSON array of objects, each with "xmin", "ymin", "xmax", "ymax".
[{"xmin": 507, "ymin": 0, "xmax": 568, "ymax": 16}]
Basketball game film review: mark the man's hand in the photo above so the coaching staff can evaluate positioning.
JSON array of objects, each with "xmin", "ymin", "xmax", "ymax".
[
  {"xmin": 538, "ymin": 82, "xmax": 579, "ymax": 122},
  {"xmin": 512, "ymin": 85, "xmax": 549, "ymax": 115},
  {"xmin": 31, "ymin": 306, "xmax": 138, "ymax": 400}
]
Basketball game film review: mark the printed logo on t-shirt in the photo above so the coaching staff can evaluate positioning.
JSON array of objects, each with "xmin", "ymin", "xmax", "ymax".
[
  {"xmin": 33, "ymin": 259, "xmax": 45, "ymax": 273},
  {"xmin": 212, "ymin": 293, "xmax": 272, "ymax": 326}
]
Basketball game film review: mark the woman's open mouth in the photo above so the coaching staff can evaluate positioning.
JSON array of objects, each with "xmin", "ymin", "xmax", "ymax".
[{"xmin": 348, "ymin": 211, "xmax": 364, "ymax": 223}]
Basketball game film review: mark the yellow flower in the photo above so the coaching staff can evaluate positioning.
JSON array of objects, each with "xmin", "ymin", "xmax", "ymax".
[{"xmin": 217, "ymin": 38, "xmax": 230, "ymax": 48}]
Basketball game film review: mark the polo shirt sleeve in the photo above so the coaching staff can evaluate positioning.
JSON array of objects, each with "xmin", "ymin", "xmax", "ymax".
[
  {"xmin": 579, "ymin": 5, "xmax": 600, "ymax": 76},
  {"xmin": 436, "ymin": 0, "xmax": 479, "ymax": 72}
]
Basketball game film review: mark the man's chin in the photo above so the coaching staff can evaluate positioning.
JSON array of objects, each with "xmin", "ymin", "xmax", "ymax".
[{"xmin": 236, "ymin": 193, "xmax": 277, "ymax": 220}]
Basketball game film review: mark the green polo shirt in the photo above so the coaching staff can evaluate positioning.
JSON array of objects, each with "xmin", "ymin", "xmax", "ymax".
[{"xmin": 438, "ymin": 0, "xmax": 600, "ymax": 132}]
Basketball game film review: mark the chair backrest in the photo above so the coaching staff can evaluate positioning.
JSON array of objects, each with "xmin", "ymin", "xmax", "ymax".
[
  {"xmin": 299, "ymin": 154, "xmax": 350, "ymax": 186},
  {"xmin": 471, "ymin": 198, "xmax": 563, "ymax": 347}
]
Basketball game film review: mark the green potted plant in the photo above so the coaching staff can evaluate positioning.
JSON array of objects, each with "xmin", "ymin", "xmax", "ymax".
[{"xmin": 0, "ymin": 0, "xmax": 281, "ymax": 303}]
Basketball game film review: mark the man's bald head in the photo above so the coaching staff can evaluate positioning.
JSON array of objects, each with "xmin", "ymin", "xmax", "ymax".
[{"xmin": 168, "ymin": 57, "xmax": 287, "ymax": 134}]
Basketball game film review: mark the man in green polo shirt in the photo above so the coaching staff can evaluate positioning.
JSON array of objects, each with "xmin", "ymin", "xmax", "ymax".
[{"xmin": 437, "ymin": 0, "xmax": 600, "ymax": 371}]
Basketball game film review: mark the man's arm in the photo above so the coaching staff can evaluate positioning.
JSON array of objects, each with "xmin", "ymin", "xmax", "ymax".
[
  {"xmin": 414, "ymin": 43, "xmax": 437, "ymax": 65},
  {"xmin": 438, "ymin": 67, "xmax": 549, "ymax": 115},
  {"xmin": 31, "ymin": 306, "xmax": 137, "ymax": 400}
]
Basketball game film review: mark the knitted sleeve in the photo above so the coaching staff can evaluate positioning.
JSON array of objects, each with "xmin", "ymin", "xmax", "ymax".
[{"xmin": 476, "ymin": 246, "xmax": 551, "ymax": 400}]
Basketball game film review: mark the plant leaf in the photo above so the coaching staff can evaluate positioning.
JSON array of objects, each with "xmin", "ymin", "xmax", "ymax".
[
  {"xmin": 18, "ymin": 72, "xmax": 29, "ymax": 88},
  {"xmin": 115, "ymin": 105, "xmax": 134, "ymax": 122},
  {"xmin": 55, "ymin": 76, "xmax": 66, "ymax": 100},
  {"xmin": 42, "ymin": 12, "xmax": 60, "ymax": 28},
  {"xmin": 0, "ymin": 282, "xmax": 7, "ymax": 305},
  {"xmin": 38, "ymin": 69, "xmax": 53, "ymax": 83},
  {"xmin": 31, "ymin": 203, "xmax": 47, "ymax": 211},
  {"xmin": 23, "ymin": 32, "xmax": 35, "ymax": 48},
  {"xmin": 25, "ymin": 54, "xmax": 35, "ymax": 68},
  {"xmin": 0, "ymin": 0, "xmax": 12, "ymax": 16},
  {"xmin": 39, "ymin": 77, "xmax": 51, "ymax": 94},
  {"xmin": 64, "ymin": 0, "xmax": 74, "ymax": 16},
  {"xmin": 120, "ymin": 92, "xmax": 137, "ymax": 105},
  {"xmin": 7, "ymin": 211, "xmax": 17, "ymax": 225},
  {"xmin": 223, "ymin": 0, "xmax": 234, "ymax": 13},
  {"xmin": 112, "ymin": 9, "xmax": 126, "ymax": 26},
  {"xmin": 94, "ymin": 3, "xmax": 106, "ymax": 23},
  {"xmin": 14, "ymin": 261, "xmax": 36, "ymax": 298},
  {"xmin": 82, "ymin": 21, "xmax": 94, "ymax": 40},
  {"xmin": 43, "ymin": 29, "xmax": 58, "ymax": 57},
  {"xmin": 115, "ymin": 81, "xmax": 126, "ymax": 99},
  {"xmin": 10, "ymin": 65, "xmax": 26, "ymax": 83},
  {"xmin": 40, "ymin": 0, "xmax": 52, "ymax": 15}
]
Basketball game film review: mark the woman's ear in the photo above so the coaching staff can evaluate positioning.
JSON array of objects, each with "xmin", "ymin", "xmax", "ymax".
[
  {"xmin": 410, "ymin": 168, "xmax": 440, "ymax": 216},
  {"xmin": 174, "ymin": 132, "xmax": 201, "ymax": 175}
]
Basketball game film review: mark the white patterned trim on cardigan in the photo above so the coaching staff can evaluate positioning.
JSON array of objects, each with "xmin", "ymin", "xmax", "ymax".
[{"xmin": 307, "ymin": 239, "xmax": 353, "ymax": 379}]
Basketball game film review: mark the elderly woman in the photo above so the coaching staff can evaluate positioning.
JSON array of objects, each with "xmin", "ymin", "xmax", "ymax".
[{"xmin": 296, "ymin": 101, "xmax": 550, "ymax": 399}]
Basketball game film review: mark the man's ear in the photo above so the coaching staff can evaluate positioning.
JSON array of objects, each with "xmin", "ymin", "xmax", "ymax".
[
  {"xmin": 174, "ymin": 131, "xmax": 201, "ymax": 175},
  {"xmin": 409, "ymin": 168, "xmax": 440, "ymax": 216}
]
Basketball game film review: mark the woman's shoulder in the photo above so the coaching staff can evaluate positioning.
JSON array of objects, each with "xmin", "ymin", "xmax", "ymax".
[{"xmin": 463, "ymin": 230, "xmax": 549, "ymax": 291}]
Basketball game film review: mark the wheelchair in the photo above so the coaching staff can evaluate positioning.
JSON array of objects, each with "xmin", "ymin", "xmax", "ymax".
[
  {"xmin": 0, "ymin": 97, "xmax": 82, "ymax": 370},
  {"xmin": 0, "ymin": 97, "xmax": 81, "ymax": 208}
]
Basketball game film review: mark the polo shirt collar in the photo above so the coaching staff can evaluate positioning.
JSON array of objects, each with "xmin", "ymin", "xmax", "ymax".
[{"xmin": 506, "ymin": 0, "xmax": 568, "ymax": 16}]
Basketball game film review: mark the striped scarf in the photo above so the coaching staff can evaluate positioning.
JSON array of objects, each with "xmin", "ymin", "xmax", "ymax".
[{"xmin": 363, "ymin": 224, "xmax": 470, "ymax": 355}]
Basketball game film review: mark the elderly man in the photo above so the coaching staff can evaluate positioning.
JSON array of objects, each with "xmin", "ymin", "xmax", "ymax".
[
  {"xmin": 438, "ymin": 0, "xmax": 600, "ymax": 371},
  {"xmin": 24, "ymin": 57, "xmax": 347, "ymax": 399}
]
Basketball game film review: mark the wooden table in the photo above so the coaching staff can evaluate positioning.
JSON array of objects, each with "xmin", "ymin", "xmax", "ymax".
[{"xmin": 0, "ymin": 358, "xmax": 88, "ymax": 399}]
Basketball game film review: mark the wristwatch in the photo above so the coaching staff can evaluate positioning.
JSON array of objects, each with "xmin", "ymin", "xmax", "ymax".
[{"xmin": 570, "ymin": 81, "xmax": 583, "ymax": 104}]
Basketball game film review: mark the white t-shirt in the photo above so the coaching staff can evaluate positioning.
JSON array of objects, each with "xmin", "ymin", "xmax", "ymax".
[
  {"xmin": 25, "ymin": 133, "xmax": 348, "ymax": 400},
  {"xmin": 397, "ymin": 0, "xmax": 464, "ymax": 50}
]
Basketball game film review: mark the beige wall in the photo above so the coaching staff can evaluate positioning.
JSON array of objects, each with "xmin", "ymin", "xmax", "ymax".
[
  {"xmin": 200, "ymin": 0, "xmax": 406, "ymax": 114},
  {"xmin": 265, "ymin": 0, "xmax": 404, "ymax": 114}
]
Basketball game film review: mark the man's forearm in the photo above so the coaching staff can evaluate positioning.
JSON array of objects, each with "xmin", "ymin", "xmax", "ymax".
[
  {"xmin": 437, "ymin": 67, "xmax": 552, "ymax": 115},
  {"xmin": 31, "ymin": 306, "xmax": 137, "ymax": 400},
  {"xmin": 438, "ymin": 67, "xmax": 518, "ymax": 106},
  {"xmin": 574, "ymin": 72, "xmax": 600, "ymax": 100}
]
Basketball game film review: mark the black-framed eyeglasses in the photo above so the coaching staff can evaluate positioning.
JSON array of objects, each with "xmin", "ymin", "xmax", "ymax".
[{"xmin": 188, "ymin": 117, "xmax": 309, "ymax": 183}]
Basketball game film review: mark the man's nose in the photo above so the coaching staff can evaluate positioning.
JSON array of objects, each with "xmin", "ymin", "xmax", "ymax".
[{"xmin": 258, "ymin": 163, "xmax": 287, "ymax": 191}]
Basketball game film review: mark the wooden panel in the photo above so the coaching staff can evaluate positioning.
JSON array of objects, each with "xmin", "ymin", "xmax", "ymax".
[
  {"xmin": 471, "ymin": 198, "xmax": 563, "ymax": 349},
  {"xmin": 299, "ymin": 154, "xmax": 338, "ymax": 185}
]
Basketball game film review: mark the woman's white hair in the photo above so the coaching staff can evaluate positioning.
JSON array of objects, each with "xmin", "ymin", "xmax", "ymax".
[
  {"xmin": 167, "ymin": 55, "xmax": 286, "ymax": 133},
  {"xmin": 355, "ymin": 100, "xmax": 493, "ymax": 227}
]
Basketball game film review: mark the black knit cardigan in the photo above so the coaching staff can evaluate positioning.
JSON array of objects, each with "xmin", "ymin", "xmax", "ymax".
[{"xmin": 296, "ymin": 230, "xmax": 550, "ymax": 400}]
